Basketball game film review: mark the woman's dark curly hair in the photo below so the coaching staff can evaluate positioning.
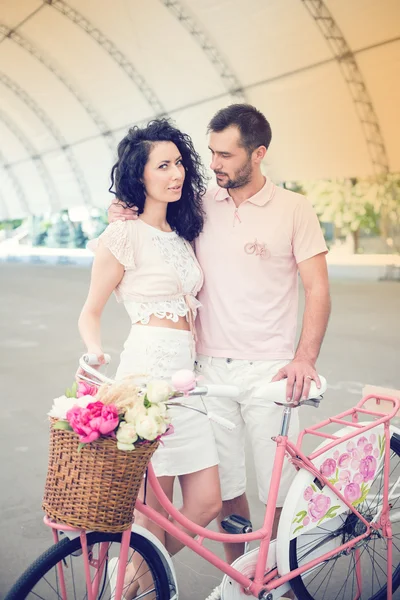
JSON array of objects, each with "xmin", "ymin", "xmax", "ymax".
[{"xmin": 109, "ymin": 119, "xmax": 207, "ymax": 241}]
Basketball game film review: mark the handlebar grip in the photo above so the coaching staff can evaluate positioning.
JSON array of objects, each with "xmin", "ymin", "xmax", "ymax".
[
  {"xmin": 204, "ymin": 384, "xmax": 240, "ymax": 398},
  {"xmin": 83, "ymin": 353, "xmax": 111, "ymax": 366}
]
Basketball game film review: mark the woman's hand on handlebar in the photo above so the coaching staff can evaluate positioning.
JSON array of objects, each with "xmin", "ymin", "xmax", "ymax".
[{"xmin": 75, "ymin": 346, "xmax": 106, "ymax": 382}]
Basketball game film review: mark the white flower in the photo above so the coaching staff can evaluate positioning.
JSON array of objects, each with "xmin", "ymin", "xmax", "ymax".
[
  {"xmin": 156, "ymin": 420, "xmax": 168, "ymax": 435},
  {"xmin": 117, "ymin": 441, "xmax": 135, "ymax": 451},
  {"xmin": 116, "ymin": 421, "xmax": 138, "ymax": 451},
  {"xmin": 147, "ymin": 405, "xmax": 169, "ymax": 435},
  {"xmin": 48, "ymin": 395, "xmax": 93, "ymax": 419},
  {"xmin": 135, "ymin": 414, "xmax": 160, "ymax": 441},
  {"xmin": 125, "ymin": 402, "xmax": 147, "ymax": 423},
  {"xmin": 146, "ymin": 380, "xmax": 172, "ymax": 404},
  {"xmin": 147, "ymin": 403, "xmax": 167, "ymax": 418}
]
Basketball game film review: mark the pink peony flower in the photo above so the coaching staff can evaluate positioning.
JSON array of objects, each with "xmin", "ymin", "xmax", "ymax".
[
  {"xmin": 308, "ymin": 494, "xmax": 331, "ymax": 522},
  {"xmin": 359, "ymin": 455, "xmax": 377, "ymax": 482},
  {"xmin": 66, "ymin": 401, "xmax": 119, "ymax": 444},
  {"xmin": 320, "ymin": 458, "xmax": 336, "ymax": 477},
  {"xmin": 344, "ymin": 482, "xmax": 361, "ymax": 503},
  {"xmin": 363, "ymin": 443, "xmax": 373, "ymax": 456},
  {"xmin": 303, "ymin": 486, "xmax": 315, "ymax": 501},
  {"xmin": 338, "ymin": 453, "xmax": 350, "ymax": 468},
  {"xmin": 77, "ymin": 382, "xmax": 98, "ymax": 398},
  {"xmin": 369, "ymin": 433, "xmax": 376, "ymax": 444},
  {"xmin": 373, "ymin": 448, "xmax": 379, "ymax": 458},
  {"xmin": 353, "ymin": 472, "xmax": 363, "ymax": 484},
  {"xmin": 98, "ymin": 404, "xmax": 119, "ymax": 434},
  {"xmin": 346, "ymin": 441, "xmax": 355, "ymax": 452},
  {"xmin": 333, "ymin": 450, "xmax": 340, "ymax": 460},
  {"xmin": 351, "ymin": 458, "xmax": 360, "ymax": 470},
  {"xmin": 334, "ymin": 482, "xmax": 342, "ymax": 491},
  {"xmin": 352, "ymin": 449, "xmax": 362, "ymax": 460},
  {"xmin": 86, "ymin": 401, "xmax": 103, "ymax": 417},
  {"xmin": 303, "ymin": 516, "xmax": 310, "ymax": 526},
  {"xmin": 357, "ymin": 436, "xmax": 368, "ymax": 449},
  {"xmin": 339, "ymin": 469, "xmax": 351, "ymax": 484}
]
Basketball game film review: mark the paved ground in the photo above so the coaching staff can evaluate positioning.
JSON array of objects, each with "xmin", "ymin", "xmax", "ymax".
[{"xmin": 1, "ymin": 263, "xmax": 400, "ymax": 599}]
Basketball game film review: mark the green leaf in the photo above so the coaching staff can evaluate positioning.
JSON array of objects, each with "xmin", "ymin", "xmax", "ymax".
[
  {"xmin": 143, "ymin": 395, "xmax": 151, "ymax": 409},
  {"xmin": 292, "ymin": 510, "xmax": 307, "ymax": 523},
  {"xmin": 53, "ymin": 420, "xmax": 73, "ymax": 431},
  {"xmin": 353, "ymin": 492, "xmax": 368, "ymax": 506},
  {"xmin": 379, "ymin": 434, "xmax": 385, "ymax": 459},
  {"xmin": 293, "ymin": 525, "xmax": 304, "ymax": 535},
  {"xmin": 311, "ymin": 483, "xmax": 317, "ymax": 492},
  {"xmin": 65, "ymin": 381, "xmax": 78, "ymax": 398},
  {"xmin": 317, "ymin": 506, "xmax": 341, "ymax": 525},
  {"xmin": 318, "ymin": 512, "xmax": 336, "ymax": 525},
  {"xmin": 328, "ymin": 468, "xmax": 340, "ymax": 485},
  {"xmin": 77, "ymin": 443, "xmax": 86, "ymax": 452}
]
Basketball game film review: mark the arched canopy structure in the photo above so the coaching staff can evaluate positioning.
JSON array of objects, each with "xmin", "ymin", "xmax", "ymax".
[{"xmin": 1, "ymin": 0, "xmax": 399, "ymax": 218}]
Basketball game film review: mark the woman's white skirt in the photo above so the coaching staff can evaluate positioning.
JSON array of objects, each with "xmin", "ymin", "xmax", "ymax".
[{"xmin": 115, "ymin": 325, "xmax": 219, "ymax": 477}]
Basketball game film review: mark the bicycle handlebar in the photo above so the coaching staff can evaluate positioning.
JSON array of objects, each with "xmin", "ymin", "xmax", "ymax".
[{"xmin": 77, "ymin": 354, "xmax": 240, "ymax": 401}]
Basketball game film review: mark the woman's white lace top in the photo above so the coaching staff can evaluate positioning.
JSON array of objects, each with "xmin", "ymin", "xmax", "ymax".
[{"xmin": 90, "ymin": 219, "xmax": 203, "ymax": 327}]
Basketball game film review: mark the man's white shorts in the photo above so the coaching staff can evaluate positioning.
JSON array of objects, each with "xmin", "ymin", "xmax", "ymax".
[{"xmin": 195, "ymin": 355, "xmax": 299, "ymax": 505}]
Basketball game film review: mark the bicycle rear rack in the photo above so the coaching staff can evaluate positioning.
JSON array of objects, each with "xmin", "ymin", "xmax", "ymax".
[{"xmin": 296, "ymin": 393, "xmax": 400, "ymax": 461}]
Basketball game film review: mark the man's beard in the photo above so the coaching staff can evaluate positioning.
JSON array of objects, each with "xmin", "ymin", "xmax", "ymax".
[{"xmin": 215, "ymin": 159, "xmax": 252, "ymax": 189}]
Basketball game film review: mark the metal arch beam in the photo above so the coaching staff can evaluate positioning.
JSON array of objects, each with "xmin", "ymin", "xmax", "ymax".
[
  {"xmin": 301, "ymin": 0, "xmax": 389, "ymax": 175},
  {"xmin": 0, "ymin": 72, "xmax": 92, "ymax": 208},
  {"xmin": 44, "ymin": 0, "xmax": 167, "ymax": 117},
  {"xmin": 0, "ymin": 24, "xmax": 116, "ymax": 150},
  {"xmin": 0, "ymin": 149, "xmax": 31, "ymax": 215},
  {"xmin": 162, "ymin": 0, "xmax": 246, "ymax": 101},
  {"xmin": 0, "ymin": 109, "xmax": 60, "ymax": 211}
]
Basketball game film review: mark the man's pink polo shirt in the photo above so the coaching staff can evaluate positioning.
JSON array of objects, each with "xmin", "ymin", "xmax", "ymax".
[{"xmin": 195, "ymin": 178, "xmax": 328, "ymax": 360}]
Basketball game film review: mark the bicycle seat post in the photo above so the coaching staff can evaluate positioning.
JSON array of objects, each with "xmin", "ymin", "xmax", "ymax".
[{"xmin": 279, "ymin": 405, "xmax": 292, "ymax": 437}]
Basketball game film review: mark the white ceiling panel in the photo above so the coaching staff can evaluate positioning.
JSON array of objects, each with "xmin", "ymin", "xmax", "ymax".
[{"xmin": 0, "ymin": 0, "xmax": 398, "ymax": 217}]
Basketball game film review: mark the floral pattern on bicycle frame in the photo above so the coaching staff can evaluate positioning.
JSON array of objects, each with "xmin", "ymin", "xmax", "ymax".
[{"xmin": 290, "ymin": 425, "xmax": 386, "ymax": 539}]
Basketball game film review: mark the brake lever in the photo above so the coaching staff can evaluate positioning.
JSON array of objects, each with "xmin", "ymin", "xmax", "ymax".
[
  {"xmin": 274, "ymin": 397, "xmax": 322, "ymax": 408},
  {"xmin": 301, "ymin": 398, "xmax": 321, "ymax": 408}
]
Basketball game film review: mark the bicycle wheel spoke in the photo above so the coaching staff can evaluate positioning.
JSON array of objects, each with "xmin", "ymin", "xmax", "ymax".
[
  {"xmin": 69, "ymin": 556, "xmax": 77, "ymax": 600},
  {"xmin": 304, "ymin": 561, "xmax": 332, "ymax": 589},
  {"xmin": 6, "ymin": 532, "xmax": 168, "ymax": 600},
  {"xmin": 365, "ymin": 543, "xmax": 386, "ymax": 590},
  {"xmin": 34, "ymin": 575, "xmax": 63, "ymax": 599},
  {"xmin": 314, "ymin": 556, "xmax": 340, "ymax": 598}
]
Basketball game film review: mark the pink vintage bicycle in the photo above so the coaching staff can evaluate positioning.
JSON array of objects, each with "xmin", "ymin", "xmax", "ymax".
[{"xmin": 5, "ymin": 355, "xmax": 400, "ymax": 600}]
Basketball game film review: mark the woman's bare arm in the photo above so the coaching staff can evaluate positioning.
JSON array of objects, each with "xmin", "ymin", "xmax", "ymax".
[{"xmin": 78, "ymin": 242, "xmax": 124, "ymax": 362}]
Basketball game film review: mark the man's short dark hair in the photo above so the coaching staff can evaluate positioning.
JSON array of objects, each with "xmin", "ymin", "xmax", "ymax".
[{"xmin": 207, "ymin": 104, "xmax": 272, "ymax": 154}]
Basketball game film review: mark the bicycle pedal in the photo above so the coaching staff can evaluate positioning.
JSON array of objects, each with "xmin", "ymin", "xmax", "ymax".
[{"xmin": 221, "ymin": 514, "xmax": 252, "ymax": 534}]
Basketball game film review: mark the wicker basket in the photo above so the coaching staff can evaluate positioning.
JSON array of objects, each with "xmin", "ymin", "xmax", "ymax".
[{"xmin": 42, "ymin": 421, "xmax": 158, "ymax": 532}]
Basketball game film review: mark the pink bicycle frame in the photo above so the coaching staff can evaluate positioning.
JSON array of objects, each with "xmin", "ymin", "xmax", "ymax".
[
  {"xmin": 43, "ymin": 392, "xmax": 399, "ymax": 599},
  {"xmin": 134, "ymin": 393, "xmax": 400, "ymax": 598},
  {"xmin": 44, "ymin": 518, "xmax": 132, "ymax": 600}
]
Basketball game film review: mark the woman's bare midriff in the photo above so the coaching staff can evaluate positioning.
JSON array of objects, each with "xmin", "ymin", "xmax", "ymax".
[{"xmin": 134, "ymin": 314, "xmax": 190, "ymax": 331}]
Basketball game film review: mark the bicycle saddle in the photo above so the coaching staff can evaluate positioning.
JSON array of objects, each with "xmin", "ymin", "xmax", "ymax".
[{"xmin": 254, "ymin": 375, "xmax": 327, "ymax": 406}]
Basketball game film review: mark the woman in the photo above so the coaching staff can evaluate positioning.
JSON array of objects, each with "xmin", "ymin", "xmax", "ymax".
[{"xmin": 79, "ymin": 119, "xmax": 221, "ymax": 596}]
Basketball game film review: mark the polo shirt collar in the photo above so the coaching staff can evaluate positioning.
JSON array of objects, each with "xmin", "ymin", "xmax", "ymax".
[{"xmin": 214, "ymin": 177, "xmax": 275, "ymax": 206}]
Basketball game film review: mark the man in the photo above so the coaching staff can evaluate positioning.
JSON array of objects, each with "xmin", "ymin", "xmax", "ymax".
[{"xmin": 109, "ymin": 104, "xmax": 330, "ymax": 596}]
